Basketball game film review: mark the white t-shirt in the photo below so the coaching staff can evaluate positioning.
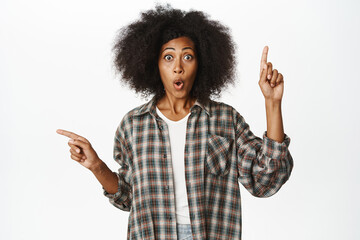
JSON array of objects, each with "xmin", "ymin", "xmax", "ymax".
[{"xmin": 156, "ymin": 106, "xmax": 191, "ymax": 224}]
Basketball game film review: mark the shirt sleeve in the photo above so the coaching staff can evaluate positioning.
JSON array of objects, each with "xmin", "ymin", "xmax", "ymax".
[
  {"xmin": 103, "ymin": 118, "xmax": 133, "ymax": 211},
  {"xmin": 234, "ymin": 110, "xmax": 294, "ymax": 198}
]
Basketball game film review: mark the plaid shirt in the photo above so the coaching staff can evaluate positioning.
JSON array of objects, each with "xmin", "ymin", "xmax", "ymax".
[{"xmin": 103, "ymin": 96, "xmax": 293, "ymax": 239}]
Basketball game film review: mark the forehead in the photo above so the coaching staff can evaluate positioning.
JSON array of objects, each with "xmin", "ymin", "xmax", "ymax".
[{"xmin": 160, "ymin": 36, "xmax": 196, "ymax": 51}]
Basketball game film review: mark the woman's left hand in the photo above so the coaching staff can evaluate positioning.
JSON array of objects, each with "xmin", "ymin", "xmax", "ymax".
[{"xmin": 258, "ymin": 46, "xmax": 284, "ymax": 102}]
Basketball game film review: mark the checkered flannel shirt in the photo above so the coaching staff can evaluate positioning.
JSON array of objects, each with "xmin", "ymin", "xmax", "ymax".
[{"xmin": 103, "ymin": 96, "xmax": 293, "ymax": 239}]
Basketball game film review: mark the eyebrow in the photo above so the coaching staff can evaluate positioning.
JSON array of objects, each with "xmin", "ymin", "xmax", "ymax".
[{"xmin": 161, "ymin": 47, "xmax": 194, "ymax": 53}]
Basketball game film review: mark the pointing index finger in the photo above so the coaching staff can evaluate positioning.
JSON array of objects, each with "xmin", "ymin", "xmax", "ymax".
[
  {"xmin": 56, "ymin": 129, "xmax": 90, "ymax": 143},
  {"xmin": 260, "ymin": 46, "xmax": 269, "ymax": 70},
  {"xmin": 56, "ymin": 129, "xmax": 80, "ymax": 139}
]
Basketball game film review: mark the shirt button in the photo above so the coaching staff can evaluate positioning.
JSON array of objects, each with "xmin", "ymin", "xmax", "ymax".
[
  {"xmin": 158, "ymin": 125, "xmax": 163, "ymax": 130},
  {"xmin": 165, "ymin": 185, "xmax": 169, "ymax": 190},
  {"xmin": 169, "ymin": 216, "xmax": 172, "ymax": 220},
  {"xmin": 163, "ymin": 154, "xmax": 167, "ymax": 158}
]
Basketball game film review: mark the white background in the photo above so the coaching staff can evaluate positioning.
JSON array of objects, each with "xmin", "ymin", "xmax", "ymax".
[{"xmin": 1, "ymin": 0, "xmax": 359, "ymax": 239}]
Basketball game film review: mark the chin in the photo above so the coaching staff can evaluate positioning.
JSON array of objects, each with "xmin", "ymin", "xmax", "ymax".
[
  {"xmin": 169, "ymin": 91, "xmax": 191, "ymax": 99},
  {"xmin": 163, "ymin": 83, "xmax": 193, "ymax": 98}
]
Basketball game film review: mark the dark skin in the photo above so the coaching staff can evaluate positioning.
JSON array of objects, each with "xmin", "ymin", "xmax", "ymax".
[
  {"xmin": 156, "ymin": 36, "xmax": 198, "ymax": 121},
  {"xmin": 260, "ymin": 46, "xmax": 285, "ymax": 143},
  {"xmin": 56, "ymin": 37, "xmax": 285, "ymax": 195}
]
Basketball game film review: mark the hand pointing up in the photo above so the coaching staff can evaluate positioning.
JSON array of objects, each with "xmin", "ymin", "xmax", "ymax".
[{"xmin": 258, "ymin": 46, "xmax": 284, "ymax": 102}]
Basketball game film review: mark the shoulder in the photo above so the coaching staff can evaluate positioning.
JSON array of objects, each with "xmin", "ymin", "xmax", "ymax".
[
  {"xmin": 124, "ymin": 104, "xmax": 146, "ymax": 119},
  {"xmin": 208, "ymin": 99, "xmax": 234, "ymax": 109},
  {"xmin": 116, "ymin": 101, "xmax": 151, "ymax": 133},
  {"xmin": 207, "ymin": 100, "xmax": 246, "ymax": 127},
  {"xmin": 123, "ymin": 95, "xmax": 156, "ymax": 120},
  {"xmin": 207, "ymin": 99, "xmax": 238, "ymax": 117}
]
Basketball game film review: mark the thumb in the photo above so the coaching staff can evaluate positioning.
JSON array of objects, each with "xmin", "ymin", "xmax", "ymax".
[{"xmin": 68, "ymin": 138, "xmax": 91, "ymax": 152}]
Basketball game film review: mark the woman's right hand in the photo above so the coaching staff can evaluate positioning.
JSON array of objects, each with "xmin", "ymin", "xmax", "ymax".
[{"xmin": 56, "ymin": 129, "xmax": 102, "ymax": 172}]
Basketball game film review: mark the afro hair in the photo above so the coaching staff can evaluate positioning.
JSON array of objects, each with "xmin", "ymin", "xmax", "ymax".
[{"xmin": 112, "ymin": 3, "xmax": 237, "ymax": 104}]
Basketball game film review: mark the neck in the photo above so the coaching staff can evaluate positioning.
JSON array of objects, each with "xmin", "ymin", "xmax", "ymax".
[{"xmin": 157, "ymin": 94, "xmax": 196, "ymax": 115}]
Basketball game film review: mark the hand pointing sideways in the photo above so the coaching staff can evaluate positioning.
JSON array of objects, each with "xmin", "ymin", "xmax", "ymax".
[{"xmin": 56, "ymin": 129, "xmax": 102, "ymax": 171}]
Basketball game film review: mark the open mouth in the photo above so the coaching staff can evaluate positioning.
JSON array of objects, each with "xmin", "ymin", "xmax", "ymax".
[{"xmin": 173, "ymin": 79, "xmax": 184, "ymax": 90}]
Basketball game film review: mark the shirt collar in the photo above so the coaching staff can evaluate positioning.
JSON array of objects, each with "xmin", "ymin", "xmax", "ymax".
[{"xmin": 133, "ymin": 95, "xmax": 211, "ymax": 117}]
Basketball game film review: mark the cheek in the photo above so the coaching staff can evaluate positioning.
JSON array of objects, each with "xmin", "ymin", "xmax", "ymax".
[
  {"xmin": 159, "ymin": 63, "xmax": 171, "ymax": 75},
  {"xmin": 189, "ymin": 64, "xmax": 198, "ymax": 77},
  {"xmin": 158, "ymin": 64, "xmax": 172, "ymax": 85}
]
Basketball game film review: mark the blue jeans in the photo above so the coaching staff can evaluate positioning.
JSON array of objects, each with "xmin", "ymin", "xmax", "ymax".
[{"xmin": 176, "ymin": 223, "xmax": 193, "ymax": 240}]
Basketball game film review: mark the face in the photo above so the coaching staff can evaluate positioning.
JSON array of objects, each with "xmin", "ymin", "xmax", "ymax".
[{"xmin": 158, "ymin": 36, "xmax": 198, "ymax": 100}]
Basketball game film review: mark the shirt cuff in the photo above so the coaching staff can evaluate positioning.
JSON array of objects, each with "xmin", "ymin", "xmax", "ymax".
[{"xmin": 262, "ymin": 131, "xmax": 291, "ymax": 160}]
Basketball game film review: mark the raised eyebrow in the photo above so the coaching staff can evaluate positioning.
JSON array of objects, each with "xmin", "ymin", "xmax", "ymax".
[
  {"xmin": 161, "ymin": 47, "xmax": 195, "ymax": 54},
  {"xmin": 182, "ymin": 47, "xmax": 194, "ymax": 51}
]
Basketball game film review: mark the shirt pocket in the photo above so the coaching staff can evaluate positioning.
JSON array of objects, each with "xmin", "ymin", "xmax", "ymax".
[{"xmin": 206, "ymin": 134, "xmax": 233, "ymax": 177}]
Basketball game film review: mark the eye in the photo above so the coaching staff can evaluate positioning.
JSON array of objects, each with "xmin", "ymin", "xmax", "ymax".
[
  {"xmin": 184, "ymin": 54, "xmax": 193, "ymax": 60},
  {"xmin": 164, "ymin": 55, "xmax": 173, "ymax": 61}
]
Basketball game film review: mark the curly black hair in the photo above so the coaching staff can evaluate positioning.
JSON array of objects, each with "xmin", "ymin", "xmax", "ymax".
[{"xmin": 112, "ymin": 3, "xmax": 237, "ymax": 104}]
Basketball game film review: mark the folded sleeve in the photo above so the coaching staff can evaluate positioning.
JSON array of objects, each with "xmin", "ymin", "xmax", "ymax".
[
  {"xmin": 234, "ymin": 110, "xmax": 294, "ymax": 198},
  {"xmin": 103, "ymin": 118, "xmax": 133, "ymax": 211}
]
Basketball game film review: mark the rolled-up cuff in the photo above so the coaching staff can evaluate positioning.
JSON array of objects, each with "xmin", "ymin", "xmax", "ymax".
[{"xmin": 262, "ymin": 131, "xmax": 291, "ymax": 160}]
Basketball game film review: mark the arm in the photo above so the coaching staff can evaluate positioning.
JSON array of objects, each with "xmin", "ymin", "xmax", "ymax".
[
  {"xmin": 90, "ymin": 160, "xmax": 119, "ymax": 194},
  {"xmin": 56, "ymin": 129, "xmax": 120, "ymax": 195},
  {"xmin": 56, "ymin": 116, "xmax": 133, "ymax": 212},
  {"xmin": 236, "ymin": 46, "xmax": 293, "ymax": 197},
  {"xmin": 259, "ymin": 45, "xmax": 286, "ymax": 144},
  {"xmin": 265, "ymin": 99, "xmax": 284, "ymax": 143},
  {"xmin": 235, "ymin": 110, "xmax": 293, "ymax": 198},
  {"xmin": 101, "ymin": 119, "xmax": 133, "ymax": 211}
]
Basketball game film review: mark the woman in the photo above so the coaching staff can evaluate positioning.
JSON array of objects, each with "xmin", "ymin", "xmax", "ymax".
[{"xmin": 57, "ymin": 4, "xmax": 293, "ymax": 240}]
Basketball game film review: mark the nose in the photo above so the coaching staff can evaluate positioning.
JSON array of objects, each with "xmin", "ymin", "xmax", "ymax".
[{"xmin": 173, "ymin": 58, "xmax": 183, "ymax": 74}]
